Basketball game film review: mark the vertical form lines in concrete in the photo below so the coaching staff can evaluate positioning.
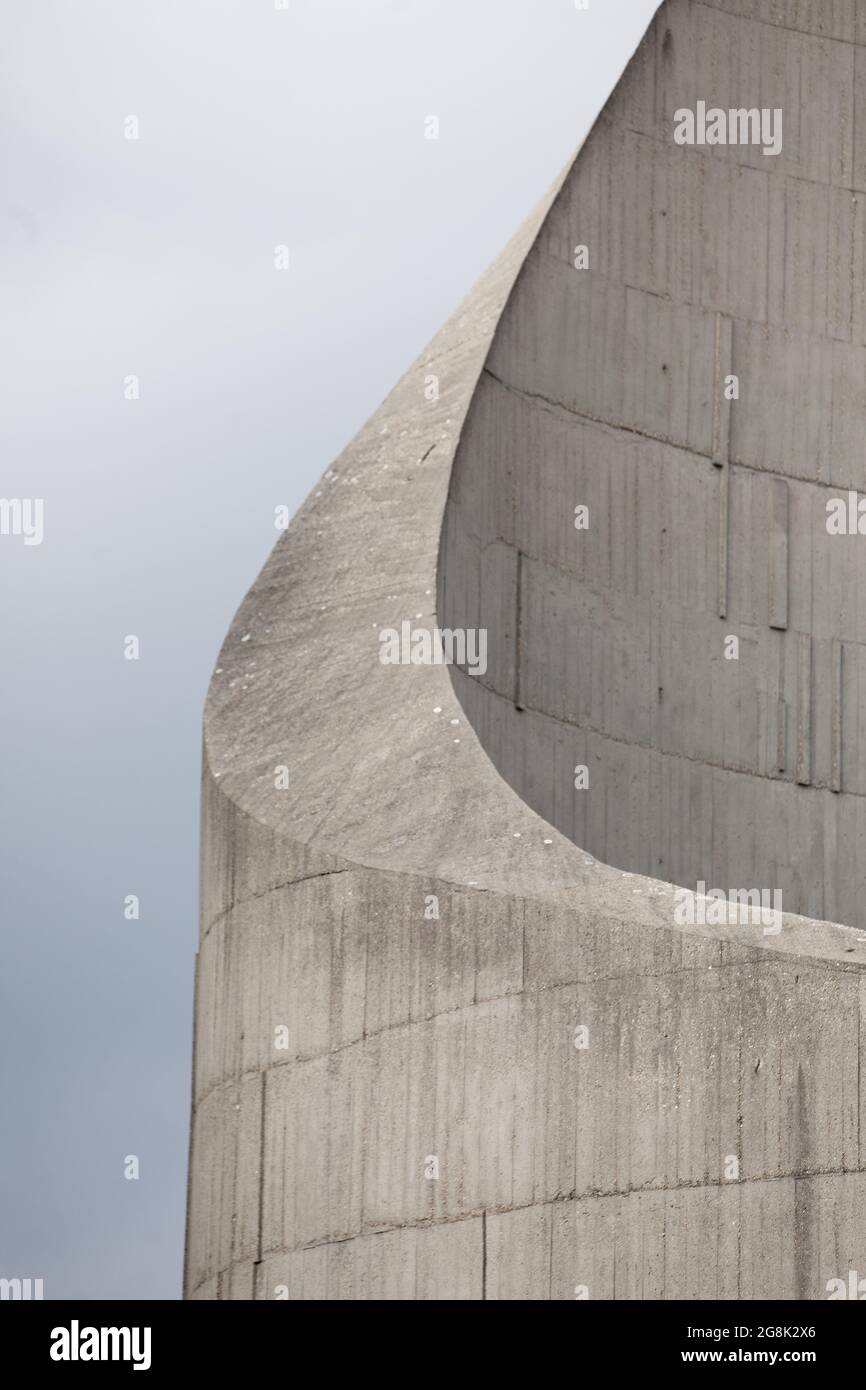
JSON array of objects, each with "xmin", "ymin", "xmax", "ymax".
[
  {"xmin": 514, "ymin": 550, "xmax": 525, "ymax": 712},
  {"xmin": 831, "ymin": 638, "xmax": 843, "ymax": 793},
  {"xmin": 797, "ymin": 634, "xmax": 812, "ymax": 786},
  {"xmin": 713, "ymin": 313, "xmax": 733, "ymax": 620}
]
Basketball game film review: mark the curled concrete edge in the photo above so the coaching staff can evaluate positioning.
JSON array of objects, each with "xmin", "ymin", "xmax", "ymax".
[
  {"xmin": 198, "ymin": 0, "xmax": 866, "ymax": 975},
  {"xmin": 186, "ymin": 0, "xmax": 866, "ymax": 1301}
]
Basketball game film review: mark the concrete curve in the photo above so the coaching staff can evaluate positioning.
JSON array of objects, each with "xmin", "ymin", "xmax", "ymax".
[{"xmin": 186, "ymin": 0, "xmax": 866, "ymax": 1300}]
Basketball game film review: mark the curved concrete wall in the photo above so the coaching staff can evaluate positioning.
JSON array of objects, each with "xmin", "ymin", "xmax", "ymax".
[
  {"xmin": 441, "ymin": 0, "xmax": 866, "ymax": 931},
  {"xmin": 186, "ymin": 0, "xmax": 866, "ymax": 1301}
]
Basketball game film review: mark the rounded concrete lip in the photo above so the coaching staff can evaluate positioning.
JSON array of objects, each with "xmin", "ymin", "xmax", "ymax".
[
  {"xmin": 202, "ymin": 0, "xmax": 866, "ymax": 972},
  {"xmin": 188, "ymin": 0, "xmax": 866, "ymax": 1306}
]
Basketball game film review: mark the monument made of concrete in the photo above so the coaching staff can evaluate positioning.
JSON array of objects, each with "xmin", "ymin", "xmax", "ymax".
[{"xmin": 186, "ymin": 0, "xmax": 866, "ymax": 1299}]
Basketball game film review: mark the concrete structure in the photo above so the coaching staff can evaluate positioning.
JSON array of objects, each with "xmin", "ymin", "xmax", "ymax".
[{"xmin": 186, "ymin": 0, "xmax": 866, "ymax": 1300}]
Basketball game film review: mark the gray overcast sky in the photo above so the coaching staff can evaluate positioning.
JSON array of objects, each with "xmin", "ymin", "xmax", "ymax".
[{"xmin": 0, "ymin": 0, "xmax": 657, "ymax": 1299}]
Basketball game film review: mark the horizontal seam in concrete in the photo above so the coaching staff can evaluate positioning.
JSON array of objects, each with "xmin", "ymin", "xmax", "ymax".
[
  {"xmin": 484, "ymin": 364, "xmax": 717, "ymax": 458},
  {"xmin": 450, "ymin": 563, "xmax": 865, "ymax": 674},
  {"xmin": 202, "ymin": 859, "xmax": 566, "ymax": 939},
  {"xmin": 695, "ymin": 0, "xmax": 863, "ymax": 50},
  {"xmin": 447, "ymin": 520, "xmax": 866, "ymax": 652},
  {"xmin": 460, "ymin": 659, "xmax": 866, "ymax": 797},
  {"xmin": 609, "ymin": 120, "xmax": 866, "ymax": 195},
  {"xmin": 538, "ymin": 247, "xmax": 863, "ymax": 348},
  {"xmin": 604, "ymin": 124, "xmax": 866, "ymax": 201},
  {"xmin": 198, "ymin": 763, "xmax": 866, "ymax": 969},
  {"xmin": 191, "ymin": 952, "xmax": 859, "ymax": 1111},
  {"xmin": 201, "ymin": 870, "xmax": 352, "ymax": 940},
  {"xmin": 188, "ymin": 1166, "xmax": 866, "ymax": 1298},
  {"xmin": 485, "ymin": 365, "xmax": 866, "ymax": 496}
]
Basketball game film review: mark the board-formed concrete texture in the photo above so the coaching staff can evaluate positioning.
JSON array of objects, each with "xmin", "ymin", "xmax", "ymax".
[{"xmin": 186, "ymin": 0, "xmax": 866, "ymax": 1300}]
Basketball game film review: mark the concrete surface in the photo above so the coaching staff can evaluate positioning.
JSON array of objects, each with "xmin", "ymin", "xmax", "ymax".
[{"xmin": 186, "ymin": 0, "xmax": 866, "ymax": 1299}]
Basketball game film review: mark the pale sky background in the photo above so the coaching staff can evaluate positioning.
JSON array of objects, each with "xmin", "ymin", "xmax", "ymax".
[{"xmin": 0, "ymin": 0, "xmax": 658, "ymax": 1299}]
